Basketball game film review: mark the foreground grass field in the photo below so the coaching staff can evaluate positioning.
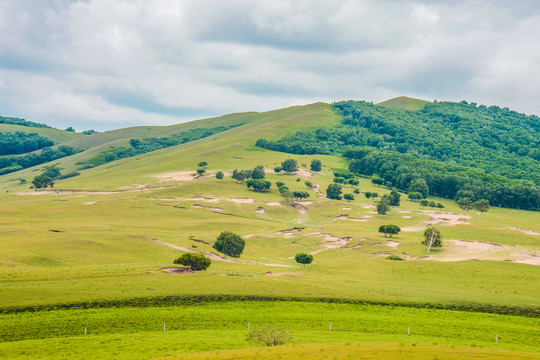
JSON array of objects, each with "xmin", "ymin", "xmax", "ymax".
[{"xmin": 1, "ymin": 301, "xmax": 539, "ymax": 359}]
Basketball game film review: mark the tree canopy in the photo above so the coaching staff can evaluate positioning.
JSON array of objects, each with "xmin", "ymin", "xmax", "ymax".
[
  {"xmin": 295, "ymin": 253, "xmax": 313, "ymax": 265},
  {"xmin": 173, "ymin": 253, "xmax": 211, "ymax": 271},
  {"xmin": 213, "ymin": 231, "xmax": 245, "ymax": 258}
]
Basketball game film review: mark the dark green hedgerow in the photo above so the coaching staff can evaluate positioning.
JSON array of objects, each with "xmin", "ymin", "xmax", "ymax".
[{"xmin": 1, "ymin": 295, "xmax": 538, "ymax": 318}]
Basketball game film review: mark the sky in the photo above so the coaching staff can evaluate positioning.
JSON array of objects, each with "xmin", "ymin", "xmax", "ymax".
[{"xmin": 1, "ymin": 0, "xmax": 539, "ymax": 131}]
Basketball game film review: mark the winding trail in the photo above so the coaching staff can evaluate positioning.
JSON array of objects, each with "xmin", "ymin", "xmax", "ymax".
[{"xmin": 151, "ymin": 238, "xmax": 293, "ymax": 268}]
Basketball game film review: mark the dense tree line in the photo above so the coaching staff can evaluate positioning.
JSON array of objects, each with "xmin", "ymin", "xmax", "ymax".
[
  {"xmin": 0, "ymin": 132, "xmax": 54, "ymax": 155},
  {"xmin": 77, "ymin": 125, "xmax": 239, "ymax": 169},
  {"xmin": 0, "ymin": 146, "xmax": 80, "ymax": 175},
  {"xmin": 255, "ymin": 100, "xmax": 540, "ymax": 211},
  {"xmin": 0, "ymin": 116, "xmax": 52, "ymax": 128}
]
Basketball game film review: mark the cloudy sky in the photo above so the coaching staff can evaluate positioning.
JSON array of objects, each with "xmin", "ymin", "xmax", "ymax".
[{"xmin": 1, "ymin": 0, "xmax": 539, "ymax": 131}]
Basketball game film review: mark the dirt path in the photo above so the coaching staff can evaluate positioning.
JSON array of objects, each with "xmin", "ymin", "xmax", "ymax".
[
  {"xmin": 313, "ymin": 184, "xmax": 325, "ymax": 198},
  {"xmin": 151, "ymin": 239, "xmax": 293, "ymax": 267}
]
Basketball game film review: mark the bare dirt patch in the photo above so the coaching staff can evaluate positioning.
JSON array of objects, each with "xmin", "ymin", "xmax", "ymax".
[
  {"xmin": 84, "ymin": 201, "xmax": 97, "ymax": 205},
  {"xmin": 154, "ymin": 171, "xmax": 197, "ymax": 182},
  {"xmin": 508, "ymin": 227, "xmax": 540, "ymax": 236},
  {"xmin": 291, "ymin": 203, "xmax": 307, "ymax": 215},
  {"xmin": 313, "ymin": 184, "xmax": 325, "ymax": 197},
  {"xmin": 342, "ymin": 207, "xmax": 351, "ymax": 211},
  {"xmin": 362, "ymin": 204, "xmax": 376, "ymax": 209},
  {"xmin": 192, "ymin": 204, "xmax": 223, "ymax": 211},
  {"xmin": 266, "ymin": 201, "xmax": 282, "ymax": 206},
  {"xmin": 256, "ymin": 207, "xmax": 266, "ymax": 213},
  {"xmin": 190, "ymin": 197, "xmax": 220, "ymax": 203},
  {"xmin": 228, "ymin": 198, "xmax": 255, "ymax": 204},
  {"xmin": 334, "ymin": 214, "xmax": 367, "ymax": 222},
  {"xmin": 402, "ymin": 211, "xmax": 471, "ymax": 232},
  {"xmin": 312, "ymin": 233, "xmax": 353, "ymax": 254},
  {"xmin": 402, "ymin": 215, "xmax": 412, "ymax": 219},
  {"xmin": 386, "ymin": 241, "xmax": 400, "ymax": 248},
  {"xmin": 160, "ymin": 267, "xmax": 192, "ymax": 274},
  {"xmin": 510, "ymin": 254, "xmax": 540, "ymax": 266}
]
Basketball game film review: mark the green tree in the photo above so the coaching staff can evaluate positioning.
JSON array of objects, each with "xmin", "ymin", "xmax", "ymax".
[
  {"xmin": 295, "ymin": 253, "xmax": 313, "ymax": 265},
  {"xmin": 326, "ymin": 183, "xmax": 343, "ymax": 200},
  {"xmin": 213, "ymin": 231, "xmax": 245, "ymax": 258},
  {"xmin": 252, "ymin": 165, "xmax": 265, "ymax": 179},
  {"xmin": 246, "ymin": 179, "xmax": 271, "ymax": 192},
  {"xmin": 457, "ymin": 197, "xmax": 473, "ymax": 211},
  {"xmin": 377, "ymin": 201, "xmax": 390, "ymax": 215},
  {"xmin": 274, "ymin": 166, "xmax": 282, "ymax": 173},
  {"xmin": 292, "ymin": 190, "xmax": 310, "ymax": 200},
  {"xmin": 422, "ymin": 227, "xmax": 442, "ymax": 253},
  {"xmin": 408, "ymin": 192, "xmax": 422, "ymax": 202},
  {"xmin": 198, "ymin": 161, "xmax": 208, "ymax": 167},
  {"xmin": 32, "ymin": 175, "xmax": 54, "ymax": 189},
  {"xmin": 65, "ymin": 127, "xmax": 75, "ymax": 132},
  {"xmin": 408, "ymin": 178, "xmax": 429, "ymax": 198},
  {"xmin": 419, "ymin": 199, "xmax": 429, "ymax": 207},
  {"xmin": 281, "ymin": 158, "xmax": 298, "ymax": 174},
  {"xmin": 343, "ymin": 193, "xmax": 354, "ymax": 201},
  {"xmin": 173, "ymin": 253, "xmax": 211, "ymax": 271},
  {"xmin": 276, "ymin": 181, "xmax": 285, "ymax": 188},
  {"xmin": 473, "ymin": 199, "xmax": 490, "ymax": 214},
  {"xmin": 388, "ymin": 189, "xmax": 401, "ymax": 206},
  {"xmin": 215, "ymin": 171, "xmax": 224, "ymax": 180},
  {"xmin": 365, "ymin": 192, "xmax": 372, "ymax": 199},
  {"xmin": 378, "ymin": 225, "xmax": 401, "ymax": 238},
  {"xmin": 429, "ymin": 200, "xmax": 436, "ymax": 208},
  {"xmin": 310, "ymin": 159, "xmax": 322, "ymax": 172},
  {"xmin": 196, "ymin": 168, "xmax": 206, "ymax": 176}
]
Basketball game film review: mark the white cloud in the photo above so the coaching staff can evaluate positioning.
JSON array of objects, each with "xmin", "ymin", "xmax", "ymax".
[{"xmin": 0, "ymin": 0, "xmax": 539, "ymax": 130}]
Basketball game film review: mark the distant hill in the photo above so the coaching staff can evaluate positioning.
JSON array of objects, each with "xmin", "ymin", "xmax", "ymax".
[
  {"xmin": 376, "ymin": 96, "xmax": 430, "ymax": 110},
  {"xmin": 0, "ymin": 115, "xmax": 52, "ymax": 128}
]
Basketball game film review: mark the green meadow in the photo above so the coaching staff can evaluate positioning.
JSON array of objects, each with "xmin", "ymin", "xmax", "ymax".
[{"xmin": 0, "ymin": 103, "xmax": 538, "ymax": 359}]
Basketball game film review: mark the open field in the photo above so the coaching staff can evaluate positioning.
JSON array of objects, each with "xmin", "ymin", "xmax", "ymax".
[
  {"xmin": 1, "ymin": 301, "xmax": 539, "ymax": 359},
  {"xmin": 0, "ymin": 103, "xmax": 538, "ymax": 358}
]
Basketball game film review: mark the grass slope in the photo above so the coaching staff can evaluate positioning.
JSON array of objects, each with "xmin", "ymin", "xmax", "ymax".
[
  {"xmin": 376, "ymin": 96, "xmax": 431, "ymax": 110},
  {"xmin": 0, "ymin": 124, "xmax": 83, "ymax": 145}
]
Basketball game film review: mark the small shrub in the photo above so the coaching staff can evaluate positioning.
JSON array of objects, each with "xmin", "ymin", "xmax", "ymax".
[
  {"xmin": 295, "ymin": 253, "xmax": 313, "ymax": 265},
  {"xmin": 246, "ymin": 327, "xmax": 292, "ymax": 346},
  {"xmin": 386, "ymin": 255, "xmax": 404, "ymax": 261},
  {"xmin": 353, "ymin": 188, "xmax": 360, "ymax": 194},
  {"xmin": 304, "ymin": 181, "xmax": 312, "ymax": 188},
  {"xmin": 173, "ymin": 253, "xmax": 211, "ymax": 271},
  {"xmin": 296, "ymin": 178, "xmax": 301, "ymax": 182},
  {"xmin": 343, "ymin": 193, "xmax": 354, "ymax": 201},
  {"xmin": 276, "ymin": 181, "xmax": 285, "ymax": 188}
]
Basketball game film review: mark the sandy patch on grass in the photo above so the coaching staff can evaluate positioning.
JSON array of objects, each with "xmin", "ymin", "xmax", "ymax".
[
  {"xmin": 334, "ymin": 214, "xmax": 367, "ymax": 222},
  {"xmin": 366, "ymin": 211, "xmax": 378, "ymax": 214},
  {"xmin": 311, "ymin": 233, "xmax": 353, "ymax": 254},
  {"xmin": 508, "ymin": 227, "xmax": 540, "ymax": 236},
  {"xmin": 297, "ymin": 201, "xmax": 313, "ymax": 205},
  {"xmin": 160, "ymin": 267, "xmax": 192, "ymax": 274},
  {"xmin": 402, "ymin": 215, "xmax": 412, "ymax": 219},
  {"xmin": 386, "ymin": 241, "xmax": 400, "ymax": 248},
  {"xmin": 256, "ymin": 207, "xmax": 266, "ymax": 213},
  {"xmin": 402, "ymin": 211, "xmax": 471, "ymax": 232},
  {"xmin": 228, "ymin": 198, "xmax": 255, "ymax": 204},
  {"xmin": 266, "ymin": 201, "xmax": 282, "ymax": 206},
  {"xmin": 275, "ymin": 227, "xmax": 304, "ymax": 238},
  {"xmin": 154, "ymin": 171, "xmax": 197, "ymax": 181},
  {"xmin": 342, "ymin": 207, "xmax": 351, "ymax": 211},
  {"xmin": 186, "ymin": 197, "xmax": 220, "ymax": 203},
  {"xmin": 296, "ymin": 169, "xmax": 314, "ymax": 178},
  {"xmin": 192, "ymin": 204, "xmax": 223, "ymax": 211},
  {"xmin": 313, "ymin": 184, "xmax": 325, "ymax": 197},
  {"xmin": 362, "ymin": 204, "xmax": 376, "ymax": 209},
  {"xmin": 291, "ymin": 203, "xmax": 307, "ymax": 215},
  {"xmin": 413, "ymin": 239, "xmax": 539, "ymax": 265},
  {"xmin": 84, "ymin": 201, "xmax": 97, "ymax": 205}
]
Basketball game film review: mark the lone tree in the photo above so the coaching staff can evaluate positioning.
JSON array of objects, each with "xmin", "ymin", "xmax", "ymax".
[
  {"xmin": 246, "ymin": 327, "xmax": 292, "ymax": 347},
  {"xmin": 252, "ymin": 165, "xmax": 265, "ymax": 179},
  {"xmin": 246, "ymin": 179, "xmax": 271, "ymax": 192},
  {"xmin": 281, "ymin": 158, "xmax": 298, "ymax": 174},
  {"xmin": 457, "ymin": 197, "xmax": 473, "ymax": 211},
  {"xmin": 173, "ymin": 253, "xmax": 211, "ymax": 271},
  {"xmin": 292, "ymin": 190, "xmax": 310, "ymax": 200},
  {"xmin": 215, "ymin": 171, "xmax": 224, "ymax": 180},
  {"xmin": 422, "ymin": 227, "xmax": 442, "ymax": 253},
  {"xmin": 196, "ymin": 169, "xmax": 206, "ymax": 176},
  {"xmin": 310, "ymin": 159, "xmax": 322, "ymax": 172},
  {"xmin": 377, "ymin": 200, "xmax": 390, "ymax": 215},
  {"xmin": 198, "ymin": 161, "xmax": 208, "ymax": 167},
  {"xmin": 473, "ymin": 199, "xmax": 490, "ymax": 214},
  {"xmin": 343, "ymin": 193, "xmax": 354, "ymax": 201},
  {"xmin": 32, "ymin": 175, "xmax": 54, "ymax": 189},
  {"xmin": 213, "ymin": 231, "xmax": 245, "ymax": 257},
  {"xmin": 295, "ymin": 253, "xmax": 313, "ymax": 265},
  {"xmin": 326, "ymin": 183, "xmax": 343, "ymax": 200},
  {"xmin": 378, "ymin": 225, "xmax": 401, "ymax": 238}
]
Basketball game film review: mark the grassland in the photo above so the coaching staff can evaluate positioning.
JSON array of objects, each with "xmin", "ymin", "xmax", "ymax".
[
  {"xmin": 0, "ymin": 102, "xmax": 538, "ymax": 359},
  {"xmin": 0, "ymin": 124, "xmax": 83, "ymax": 145},
  {"xmin": 376, "ymin": 96, "xmax": 431, "ymax": 110}
]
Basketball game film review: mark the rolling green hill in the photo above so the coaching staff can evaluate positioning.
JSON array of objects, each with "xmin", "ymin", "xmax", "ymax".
[
  {"xmin": 0, "ymin": 100, "xmax": 538, "ymax": 359},
  {"xmin": 376, "ymin": 96, "xmax": 431, "ymax": 110}
]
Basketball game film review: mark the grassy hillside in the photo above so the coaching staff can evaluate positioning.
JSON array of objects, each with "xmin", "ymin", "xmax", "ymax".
[
  {"xmin": 376, "ymin": 96, "xmax": 431, "ymax": 110},
  {"xmin": 0, "ymin": 124, "xmax": 83, "ymax": 145},
  {"xmin": 0, "ymin": 101, "xmax": 538, "ymax": 359}
]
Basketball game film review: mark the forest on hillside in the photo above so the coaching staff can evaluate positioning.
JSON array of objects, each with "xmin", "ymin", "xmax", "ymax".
[
  {"xmin": 0, "ymin": 116, "xmax": 52, "ymax": 128},
  {"xmin": 256, "ymin": 101, "xmax": 540, "ymax": 211}
]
